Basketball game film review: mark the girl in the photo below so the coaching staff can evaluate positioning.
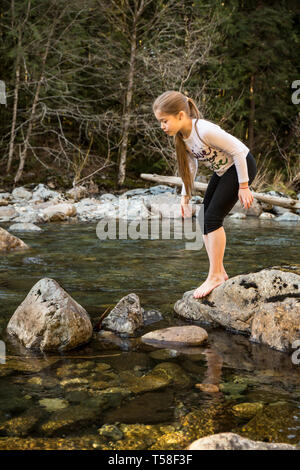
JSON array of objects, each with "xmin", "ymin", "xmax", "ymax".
[{"xmin": 153, "ymin": 90, "xmax": 257, "ymax": 299}]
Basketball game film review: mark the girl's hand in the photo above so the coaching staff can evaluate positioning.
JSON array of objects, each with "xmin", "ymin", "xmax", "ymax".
[
  {"xmin": 181, "ymin": 195, "xmax": 193, "ymax": 218},
  {"xmin": 238, "ymin": 187, "xmax": 254, "ymax": 209}
]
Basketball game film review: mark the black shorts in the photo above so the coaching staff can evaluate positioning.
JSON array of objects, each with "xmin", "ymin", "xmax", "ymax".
[{"xmin": 198, "ymin": 151, "xmax": 257, "ymax": 235}]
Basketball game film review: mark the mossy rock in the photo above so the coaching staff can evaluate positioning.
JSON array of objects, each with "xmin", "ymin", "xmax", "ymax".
[
  {"xmin": 239, "ymin": 401, "xmax": 299, "ymax": 444},
  {"xmin": 219, "ymin": 381, "xmax": 248, "ymax": 397},
  {"xmin": 232, "ymin": 402, "xmax": 264, "ymax": 419}
]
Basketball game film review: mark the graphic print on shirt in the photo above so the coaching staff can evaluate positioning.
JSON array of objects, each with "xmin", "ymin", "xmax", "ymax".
[{"xmin": 190, "ymin": 145, "xmax": 229, "ymax": 171}]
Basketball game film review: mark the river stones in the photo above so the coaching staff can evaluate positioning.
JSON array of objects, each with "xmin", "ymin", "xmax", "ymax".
[
  {"xmin": 186, "ymin": 432, "xmax": 297, "ymax": 450},
  {"xmin": 0, "ymin": 408, "xmax": 43, "ymax": 437},
  {"xmin": 12, "ymin": 187, "xmax": 32, "ymax": 201},
  {"xmin": 195, "ymin": 384, "xmax": 220, "ymax": 393},
  {"xmin": 41, "ymin": 203, "xmax": 77, "ymax": 221},
  {"xmin": 231, "ymin": 402, "xmax": 264, "ymax": 419},
  {"xmin": 31, "ymin": 183, "xmax": 61, "ymax": 202},
  {"xmin": 101, "ymin": 293, "xmax": 144, "ymax": 335},
  {"xmin": 39, "ymin": 398, "xmax": 69, "ymax": 412},
  {"xmin": 141, "ymin": 325, "xmax": 208, "ymax": 347},
  {"xmin": 239, "ymin": 401, "xmax": 300, "ymax": 444},
  {"xmin": 174, "ymin": 268, "xmax": 300, "ymax": 352},
  {"xmin": 0, "ymin": 226, "xmax": 29, "ymax": 252},
  {"xmin": 66, "ymin": 185, "xmax": 89, "ymax": 201},
  {"xmin": 0, "ymin": 206, "xmax": 18, "ymax": 221},
  {"xmin": 8, "ymin": 223, "xmax": 42, "ymax": 232},
  {"xmin": 7, "ymin": 278, "xmax": 93, "ymax": 351}
]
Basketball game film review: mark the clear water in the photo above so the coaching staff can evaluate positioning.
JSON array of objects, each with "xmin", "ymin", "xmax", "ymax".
[{"xmin": 0, "ymin": 216, "xmax": 300, "ymax": 449}]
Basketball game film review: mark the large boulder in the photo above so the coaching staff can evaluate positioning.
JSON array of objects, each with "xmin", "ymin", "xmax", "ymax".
[
  {"xmin": 174, "ymin": 267, "xmax": 300, "ymax": 352},
  {"xmin": 101, "ymin": 293, "xmax": 143, "ymax": 335},
  {"xmin": 0, "ymin": 227, "xmax": 29, "ymax": 252},
  {"xmin": 7, "ymin": 278, "xmax": 93, "ymax": 351},
  {"xmin": 186, "ymin": 432, "xmax": 297, "ymax": 450}
]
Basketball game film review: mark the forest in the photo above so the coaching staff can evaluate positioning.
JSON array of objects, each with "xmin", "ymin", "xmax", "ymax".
[{"xmin": 0, "ymin": 0, "xmax": 299, "ymax": 194}]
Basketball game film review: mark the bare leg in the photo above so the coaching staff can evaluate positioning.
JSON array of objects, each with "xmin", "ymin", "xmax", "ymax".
[
  {"xmin": 202, "ymin": 230, "xmax": 228, "ymax": 279},
  {"xmin": 193, "ymin": 226, "xmax": 228, "ymax": 298}
]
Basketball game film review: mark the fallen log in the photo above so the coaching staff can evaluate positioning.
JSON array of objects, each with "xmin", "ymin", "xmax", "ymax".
[{"xmin": 140, "ymin": 173, "xmax": 300, "ymax": 211}]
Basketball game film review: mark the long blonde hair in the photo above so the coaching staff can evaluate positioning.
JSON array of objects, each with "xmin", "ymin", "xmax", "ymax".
[{"xmin": 152, "ymin": 90, "xmax": 204, "ymax": 198}]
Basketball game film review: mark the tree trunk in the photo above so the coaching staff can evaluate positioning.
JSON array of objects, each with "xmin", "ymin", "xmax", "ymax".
[
  {"xmin": 248, "ymin": 74, "xmax": 255, "ymax": 151},
  {"xmin": 14, "ymin": 3, "xmax": 66, "ymax": 185},
  {"xmin": 7, "ymin": 0, "xmax": 31, "ymax": 173},
  {"xmin": 7, "ymin": 32, "xmax": 21, "ymax": 173},
  {"xmin": 117, "ymin": 0, "xmax": 145, "ymax": 187},
  {"xmin": 117, "ymin": 26, "xmax": 137, "ymax": 187}
]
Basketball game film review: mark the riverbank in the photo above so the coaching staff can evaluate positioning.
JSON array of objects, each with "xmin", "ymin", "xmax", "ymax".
[{"xmin": 0, "ymin": 183, "xmax": 299, "ymax": 229}]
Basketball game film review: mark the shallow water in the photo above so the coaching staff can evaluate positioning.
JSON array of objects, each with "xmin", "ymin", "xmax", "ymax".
[{"xmin": 0, "ymin": 216, "xmax": 300, "ymax": 449}]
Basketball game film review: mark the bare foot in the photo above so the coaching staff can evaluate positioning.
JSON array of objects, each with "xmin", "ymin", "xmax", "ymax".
[{"xmin": 193, "ymin": 274, "xmax": 228, "ymax": 299}]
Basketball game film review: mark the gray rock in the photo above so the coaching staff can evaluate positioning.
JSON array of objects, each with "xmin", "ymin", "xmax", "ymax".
[
  {"xmin": 265, "ymin": 190, "xmax": 288, "ymax": 198},
  {"xmin": 99, "ymin": 193, "xmax": 118, "ymax": 202},
  {"xmin": 143, "ymin": 193, "xmax": 182, "ymax": 219},
  {"xmin": 187, "ymin": 432, "xmax": 297, "ymax": 450},
  {"xmin": 0, "ymin": 226, "xmax": 29, "ymax": 252},
  {"xmin": 75, "ymin": 198, "xmax": 111, "ymax": 220},
  {"xmin": 8, "ymin": 223, "xmax": 43, "ymax": 232},
  {"xmin": 229, "ymin": 198, "xmax": 262, "ymax": 217},
  {"xmin": 7, "ymin": 278, "xmax": 93, "ymax": 351},
  {"xmin": 11, "ymin": 212, "xmax": 45, "ymax": 224},
  {"xmin": 0, "ymin": 206, "xmax": 18, "ymax": 221},
  {"xmin": 65, "ymin": 186, "xmax": 89, "ymax": 201},
  {"xmin": 117, "ymin": 197, "xmax": 151, "ymax": 220},
  {"xmin": 174, "ymin": 268, "xmax": 300, "ymax": 351},
  {"xmin": 11, "ymin": 187, "xmax": 32, "ymax": 201},
  {"xmin": 102, "ymin": 293, "xmax": 144, "ymax": 335},
  {"xmin": 276, "ymin": 212, "xmax": 300, "ymax": 222},
  {"xmin": 259, "ymin": 212, "xmax": 276, "ymax": 219},
  {"xmin": 41, "ymin": 203, "xmax": 77, "ymax": 222},
  {"xmin": 32, "ymin": 184, "xmax": 61, "ymax": 202},
  {"xmin": 122, "ymin": 188, "xmax": 150, "ymax": 197},
  {"xmin": 0, "ymin": 192, "xmax": 12, "ymax": 200}
]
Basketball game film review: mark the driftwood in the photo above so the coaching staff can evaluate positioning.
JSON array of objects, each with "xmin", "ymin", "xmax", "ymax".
[{"xmin": 140, "ymin": 173, "xmax": 300, "ymax": 211}]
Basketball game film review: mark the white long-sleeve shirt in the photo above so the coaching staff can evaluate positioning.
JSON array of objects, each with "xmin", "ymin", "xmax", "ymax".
[{"xmin": 181, "ymin": 118, "xmax": 250, "ymax": 196}]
